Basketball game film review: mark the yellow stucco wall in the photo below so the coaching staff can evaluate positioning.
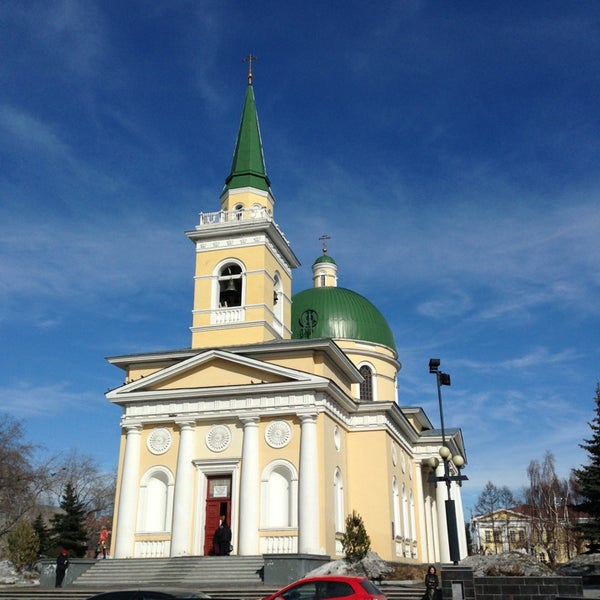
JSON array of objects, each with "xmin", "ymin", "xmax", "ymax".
[
  {"xmin": 220, "ymin": 188, "xmax": 274, "ymax": 214},
  {"xmin": 147, "ymin": 359, "xmax": 288, "ymax": 390}
]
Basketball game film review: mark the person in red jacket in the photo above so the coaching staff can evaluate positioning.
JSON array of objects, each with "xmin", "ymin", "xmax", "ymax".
[{"xmin": 95, "ymin": 526, "xmax": 109, "ymax": 558}]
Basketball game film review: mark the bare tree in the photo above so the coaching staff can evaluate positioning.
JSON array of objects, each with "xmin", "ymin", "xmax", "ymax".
[
  {"xmin": 474, "ymin": 481, "xmax": 517, "ymax": 553},
  {"xmin": 525, "ymin": 451, "xmax": 571, "ymax": 564},
  {"xmin": 45, "ymin": 450, "xmax": 115, "ymax": 515},
  {"xmin": 44, "ymin": 449, "xmax": 116, "ymax": 554},
  {"xmin": 0, "ymin": 415, "xmax": 54, "ymax": 541}
]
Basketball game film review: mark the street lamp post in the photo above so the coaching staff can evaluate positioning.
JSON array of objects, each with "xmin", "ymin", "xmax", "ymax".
[{"xmin": 428, "ymin": 358, "xmax": 468, "ymax": 564}]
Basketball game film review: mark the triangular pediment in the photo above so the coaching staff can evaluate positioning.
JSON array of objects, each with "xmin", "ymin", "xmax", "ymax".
[
  {"xmin": 106, "ymin": 349, "xmax": 324, "ymax": 401},
  {"xmin": 476, "ymin": 508, "xmax": 526, "ymax": 521}
]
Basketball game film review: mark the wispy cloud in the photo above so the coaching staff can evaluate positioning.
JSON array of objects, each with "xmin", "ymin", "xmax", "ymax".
[
  {"xmin": 454, "ymin": 347, "xmax": 580, "ymax": 372},
  {"xmin": 0, "ymin": 212, "xmax": 188, "ymax": 326},
  {"xmin": 288, "ymin": 160, "xmax": 600, "ymax": 320},
  {"xmin": 11, "ymin": 0, "xmax": 107, "ymax": 79},
  {"xmin": 0, "ymin": 105, "xmax": 70, "ymax": 156},
  {"xmin": 0, "ymin": 381, "xmax": 99, "ymax": 419}
]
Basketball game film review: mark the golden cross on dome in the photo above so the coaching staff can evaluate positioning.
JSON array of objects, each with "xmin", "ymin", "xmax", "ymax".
[
  {"xmin": 319, "ymin": 234, "xmax": 331, "ymax": 254},
  {"xmin": 243, "ymin": 54, "xmax": 259, "ymax": 84}
]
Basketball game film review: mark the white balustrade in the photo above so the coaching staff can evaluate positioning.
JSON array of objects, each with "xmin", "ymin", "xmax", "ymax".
[
  {"xmin": 211, "ymin": 307, "xmax": 245, "ymax": 325},
  {"xmin": 198, "ymin": 207, "xmax": 270, "ymax": 226},
  {"xmin": 260, "ymin": 535, "xmax": 298, "ymax": 554},
  {"xmin": 135, "ymin": 539, "xmax": 170, "ymax": 558}
]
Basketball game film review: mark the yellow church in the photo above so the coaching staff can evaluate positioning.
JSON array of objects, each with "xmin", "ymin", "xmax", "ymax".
[{"xmin": 105, "ymin": 69, "xmax": 468, "ymax": 565}]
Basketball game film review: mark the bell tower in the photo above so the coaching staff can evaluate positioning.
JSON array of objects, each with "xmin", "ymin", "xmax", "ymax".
[{"xmin": 186, "ymin": 66, "xmax": 300, "ymax": 349}]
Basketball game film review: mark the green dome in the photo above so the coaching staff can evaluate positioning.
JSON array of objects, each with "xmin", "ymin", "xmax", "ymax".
[
  {"xmin": 291, "ymin": 287, "xmax": 396, "ymax": 350},
  {"xmin": 313, "ymin": 255, "xmax": 337, "ymax": 265}
]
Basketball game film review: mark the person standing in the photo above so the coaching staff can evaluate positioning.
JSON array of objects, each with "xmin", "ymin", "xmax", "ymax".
[
  {"xmin": 423, "ymin": 565, "xmax": 439, "ymax": 600},
  {"xmin": 95, "ymin": 526, "xmax": 109, "ymax": 558},
  {"xmin": 212, "ymin": 515, "xmax": 232, "ymax": 556},
  {"xmin": 55, "ymin": 549, "xmax": 69, "ymax": 588}
]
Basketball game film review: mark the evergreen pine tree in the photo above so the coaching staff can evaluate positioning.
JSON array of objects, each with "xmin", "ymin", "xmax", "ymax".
[
  {"xmin": 51, "ymin": 481, "xmax": 88, "ymax": 557},
  {"xmin": 573, "ymin": 383, "xmax": 600, "ymax": 552},
  {"xmin": 32, "ymin": 513, "xmax": 52, "ymax": 557},
  {"xmin": 341, "ymin": 510, "xmax": 371, "ymax": 562},
  {"xmin": 7, "ymin": 518, "xmax": 39, "ymax": 571}
]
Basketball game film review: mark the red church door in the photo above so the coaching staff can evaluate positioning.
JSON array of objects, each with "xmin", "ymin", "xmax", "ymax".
[{"xmin": 203, "ymin": 475, "xmax": 232, "ymax": 555}]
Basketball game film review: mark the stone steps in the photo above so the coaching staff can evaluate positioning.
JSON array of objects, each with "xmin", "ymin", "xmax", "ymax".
[{"xmin": 74, "ymin": 556, "xmax": 265, "ymax": 587}]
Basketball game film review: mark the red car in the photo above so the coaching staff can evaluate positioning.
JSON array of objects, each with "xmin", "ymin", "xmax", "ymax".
[{"xmin": 263, "ymin": 575, "xmax": 387, "ymax": 600}]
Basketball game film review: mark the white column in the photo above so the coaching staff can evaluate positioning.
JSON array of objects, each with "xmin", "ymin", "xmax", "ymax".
[
  {"xmin": 170, "ymin": 421, "xmax": 196, "ymax": 556},
  {"xmin": 298, "ymin": 413, "xmax": 320, "ymax": 554},
  {"xmin": 114, "ymin": 424, "xmax": 142, "ymax": 558},
  {"xmin": 415, "ymin": 463, "xmax": 428, "ymax": 562},
  {"xmin": 238, "ymin": 417, "xmax": 259, "ymax": 555},
  {"xmin": 424, "ymin": 491, "xmax": 434, "ymax": 563},
  {"xmin": 435, "ymin": 464, "xmax": 450, "ymax": 563},
  {"xmin": 431, "ymin": 493, "xmax": 440, "ymax": 562}
]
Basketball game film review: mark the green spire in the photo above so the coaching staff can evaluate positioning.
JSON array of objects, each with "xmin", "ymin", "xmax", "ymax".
[{"xmin": 224, "ymin": 82, "xmax": 271, "ymax": 193}]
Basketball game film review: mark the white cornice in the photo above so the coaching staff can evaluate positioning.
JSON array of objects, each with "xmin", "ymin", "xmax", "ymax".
[{"xmin": 186, "ymin": 220, "xmax": 300, "ymax": 269}]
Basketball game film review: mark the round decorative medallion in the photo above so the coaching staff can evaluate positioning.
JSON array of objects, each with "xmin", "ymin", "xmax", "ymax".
[
  {"xmin": 147, "ymin": 428, "xmax": 172, "ymax": 455},
  {"xmin": 391, "ymin": 443, "xmax": 398, "ymax": 466},
  {"xmin": 206, "ymin": 425, "xmax": 232, "ymax": 453},
  {"xmin": 265, "ymin": 420, "xmax": 292, "ymax": 449},
  {"xmin": 334, "ymin": 426, "xmax": 341, "ymax": 452}
]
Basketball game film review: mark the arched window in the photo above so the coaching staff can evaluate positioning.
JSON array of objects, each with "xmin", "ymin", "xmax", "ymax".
[
  {"xmin": 359, "ymin": 365, "xmax": 373, "ymax": 401},
  {"xmin": 392, "ymin": 476, "xmax": 402, "ymax": 540},
  {"xmin": 218, "ymin": 263, "xmax": 243, "ymax": 307},
  {"xmin": 233, "ymin": 203, "xmax": 244, "ymax": 220},
  {"xmin": 409, "ymin": 489, "xmax": 416, "ymax": 542},
  {"xmin": 260, "ymin": 460, "xmax": 298, "ymax": 528},
  {"xmin": 273, "ymin": 272, "xmax": 283, "ymax": 332},
  {"xmin": 334, "ymin": 468, "xmax": 344, "ymax": 533},
  {"xmin": 137, "ymin": 467, "xmax": 174, "ymax": 533},
  {"xmin": 402, "ymin": 483, "xmax": 409, "ymax": 544}
]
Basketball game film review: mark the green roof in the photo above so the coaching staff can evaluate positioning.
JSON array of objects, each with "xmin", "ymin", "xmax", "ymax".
[
  {"xmin": 291, "ymin": 287, "xmax": 396, "ymax": 350},
  {"xmin": 314, "ymin": 255, "xmax": 337, "ymax": 265},
  {"xmin": 224, "ymin": 83, "xmax": 271, "ymax": 193}
]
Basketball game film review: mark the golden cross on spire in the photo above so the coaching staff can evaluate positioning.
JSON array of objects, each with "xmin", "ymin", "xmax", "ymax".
[
  {"xmin": 319, "ymin": 234, "xmax": 331, "ymax": 254},
  {"xmin": 243, "ymin": 54, "xmax": 259, "ymax": 85}
]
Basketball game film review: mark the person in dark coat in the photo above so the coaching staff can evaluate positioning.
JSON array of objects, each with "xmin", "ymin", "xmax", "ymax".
[
  {"xmin": 423, "ymin": 565, "xmax": 439, "ymax": 600},
  {"xmin": 212, "ymin": 515, "xmax": 232, "ymax": 555},
  {"xmin": 55, "ymin": 549, "xmax": 69, "ymax": 588}
]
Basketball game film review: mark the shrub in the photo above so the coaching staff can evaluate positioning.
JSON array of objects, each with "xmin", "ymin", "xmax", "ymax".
[{"xmin": 341, "ymin": 510, "xmax": 371, "ymax": 563}]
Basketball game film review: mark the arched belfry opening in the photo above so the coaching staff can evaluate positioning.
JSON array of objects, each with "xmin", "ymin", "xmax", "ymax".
[{"xmin": 219, "ymin": 264, "xmax": 243, "ymax": 307}]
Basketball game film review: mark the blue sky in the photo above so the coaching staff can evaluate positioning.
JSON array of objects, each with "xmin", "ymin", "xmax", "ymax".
[{"xmin": 1, "ymin": 1, "xmax": 599, "ymax": 516}]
